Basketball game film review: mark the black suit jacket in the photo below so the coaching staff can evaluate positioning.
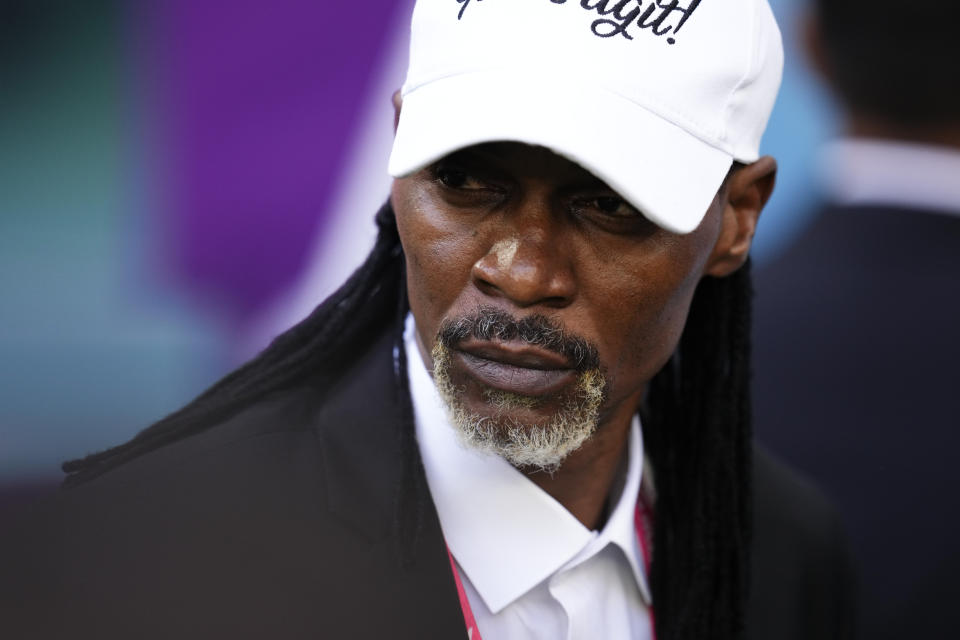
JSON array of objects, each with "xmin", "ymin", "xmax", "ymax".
[
  {"xmin": 754, "ymin": 204, "xmax": 960, "ymax": 639},
  {"xmin": 2, "ymin": 327, "xmax": 853, "ymax": 639}
]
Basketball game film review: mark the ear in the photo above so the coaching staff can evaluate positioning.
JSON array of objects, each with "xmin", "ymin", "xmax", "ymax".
[
  {"xmin": 703, "ymin": 156, "xmax": 777, "ymax": 278},
  {"xmin": 392, "ymin": 89, "xmax": 403, "ymax": 133}
]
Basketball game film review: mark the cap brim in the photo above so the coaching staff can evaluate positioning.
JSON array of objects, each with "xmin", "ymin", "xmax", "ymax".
[{"xmin": 388, "ymin": 71, "xmax": 733, "ymax": 234}]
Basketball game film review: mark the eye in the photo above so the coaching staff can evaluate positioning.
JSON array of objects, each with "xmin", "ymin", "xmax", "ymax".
[
  {"xmin": 594, "ymin": 196, "xmax": 634, "ymax": 216},
  {"xmin": 571, "ymin": 194, "xmax": 657, "ymax": 235},
  {"xmin": 574, "ymin": 195, "xmax": 642, "ymax": 219},
  {"xmin": 427, "ymin": 161, "xmax": 508, "ymax": 209},
  {"xmin": 432, "ymin": 165, "xmax": 487, "ymax": 191}
]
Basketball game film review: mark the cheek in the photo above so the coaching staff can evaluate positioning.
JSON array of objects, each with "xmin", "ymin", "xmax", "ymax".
[
  {"xmin": 392, "ymin": 181, "xmax": 481, "ymax": 343},
  {"xmin": 589, "ymin": 243, "xmax": 707, "ymax": 401},
  {"xmin": 625, "ymin": 281, "xmax": 697, "ymax": 373},
  {"xmin": 601, "ymin": 284, "xmax": 695, "ymax": 404}
]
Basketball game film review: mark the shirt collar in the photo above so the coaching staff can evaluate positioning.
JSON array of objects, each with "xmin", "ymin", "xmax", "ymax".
[
  {"xmin": 405, "ymin": 315, "xmax": 651, "ymax": 613},
  {"xmin": 819, "ymin": 137, "xmax": 960, "ymax": 216}
]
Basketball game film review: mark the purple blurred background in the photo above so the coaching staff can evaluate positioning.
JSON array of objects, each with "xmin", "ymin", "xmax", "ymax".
[{"xmin": 147, "ymin": 0, "xmax": 407, "ymax": 318}]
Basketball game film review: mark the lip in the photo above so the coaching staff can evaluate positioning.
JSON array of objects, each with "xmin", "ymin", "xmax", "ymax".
[{"xmin": 452, "ymin": 340, "xmax": 578, "ymax": 397}]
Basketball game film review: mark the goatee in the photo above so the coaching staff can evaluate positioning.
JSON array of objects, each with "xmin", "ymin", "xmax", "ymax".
[{"xmin": 431, "ymin": 308, "xmax": 606, "ymax": 473}]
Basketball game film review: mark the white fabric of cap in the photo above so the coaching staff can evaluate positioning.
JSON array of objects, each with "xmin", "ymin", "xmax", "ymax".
[
  {"xmin": 391, "ymin": 70, "xmax": 733, "ymax": 234},
  {"xmin": 388, "ymin": 0, "xmax": 783, "ymax": 234}
]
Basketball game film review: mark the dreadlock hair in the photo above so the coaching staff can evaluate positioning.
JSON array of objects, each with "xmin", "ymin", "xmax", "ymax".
[
  {"xmin": 62, "ymin": 202, "xmax": 408, "ymax": 489},
  {"xmin": 642, "ymin": 263, "xmax": 754, "ymax": 639},
  {"xmin": 63, "ymin": 200, "xmax": 754, "ymax": 640}
]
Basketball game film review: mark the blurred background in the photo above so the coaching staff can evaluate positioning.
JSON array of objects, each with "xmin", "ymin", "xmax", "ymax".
[{"xmin": 0, "ymin": 0, "xmax": 834, "ymax": 482}]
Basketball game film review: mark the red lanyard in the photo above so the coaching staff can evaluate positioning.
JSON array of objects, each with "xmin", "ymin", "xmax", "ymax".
[
  {"xmin": 447, "ymin": 549, "xmax": 483, "ymax": 640},
  {"xmin": 446, "ymin": 492, "xmax": 656, "ymax": 640}
]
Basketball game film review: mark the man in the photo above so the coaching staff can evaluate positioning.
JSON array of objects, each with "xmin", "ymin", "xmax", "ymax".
[
  {"xmin": 2, "ymin": 1, "xmax": 853, "ymax": 638},
  {"xmin": 753, "ymin": 1, "xmax": 960, "ymax": 638}
]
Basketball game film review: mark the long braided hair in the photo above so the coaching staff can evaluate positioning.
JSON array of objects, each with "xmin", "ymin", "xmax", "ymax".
[{"xmin": 63, "ymin": 201, "xmax": 754, "ymax": 640}]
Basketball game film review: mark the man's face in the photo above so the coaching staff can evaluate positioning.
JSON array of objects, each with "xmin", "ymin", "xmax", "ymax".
[{"xmin": 393, "ymin": 142, "xmax": 731, "ymax": 467}]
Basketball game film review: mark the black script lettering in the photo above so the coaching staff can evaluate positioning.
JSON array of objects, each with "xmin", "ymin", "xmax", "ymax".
[
  {"xmin": 639, "ymin": 0, "xmax": 677, "ymax": 36},
  {"xmin": 587, "ymin": 0, "xmax": 645, "ymax": 40},
  {"xmin": 458, "ymin": 0, "xmax": 699, "ymax": 46},
  {"xmin": 649, "ymin": 0, "xmax": 701, "ymax": 44},
  {"xmin": 456, "ymin": 0, "xmax": 483, "ymax": 21},
  {"xmin": 634, "ymin": 2, "xmax": 663, "ymax": 34},
  {"xmin": 669, "ymin": 0, "xmax": 701, "ymax": 33}
]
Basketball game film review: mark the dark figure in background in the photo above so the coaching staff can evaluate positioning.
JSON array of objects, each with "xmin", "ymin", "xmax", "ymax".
[
  {"xmin": 754, "ymin": 1, "xmax": 960, "ymax": 638},
  {"xmin": 3, "ymin": 1, "xmax": 853, "ymax": 639}
]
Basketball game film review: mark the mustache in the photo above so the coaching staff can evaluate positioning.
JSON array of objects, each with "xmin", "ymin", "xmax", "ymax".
[{"xmin": 436, "ymin": 307, "xmax": 601, "ymax": 371}]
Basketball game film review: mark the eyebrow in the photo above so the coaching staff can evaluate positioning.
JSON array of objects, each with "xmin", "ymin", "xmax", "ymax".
[{"xmin": 438, "ymin": 145, "xmax": 622, "ymax": 195}]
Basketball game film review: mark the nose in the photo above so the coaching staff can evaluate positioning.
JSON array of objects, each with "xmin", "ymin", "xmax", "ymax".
[{"xmin": 471, "ymin": 212, "xmax": 576, "ymax": 309}]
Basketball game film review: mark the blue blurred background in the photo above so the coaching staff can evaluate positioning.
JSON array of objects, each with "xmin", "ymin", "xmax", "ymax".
[{"xmin": 0, "ymin": 0, "xmax": 836, "ymax": 484}]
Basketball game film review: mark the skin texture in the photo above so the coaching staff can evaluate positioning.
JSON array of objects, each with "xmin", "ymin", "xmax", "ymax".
[{"xmin": 392, "ymin": 141, "xmax": 775, "ymax": 528}]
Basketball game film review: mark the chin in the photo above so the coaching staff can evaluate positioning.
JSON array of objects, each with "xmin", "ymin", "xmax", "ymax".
[{"xmin": 434, "ymin": 345, "xmax": 606, "ymax": 472}]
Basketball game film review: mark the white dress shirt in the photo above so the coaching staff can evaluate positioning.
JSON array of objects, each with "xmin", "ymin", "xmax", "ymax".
[
  {"xmin": 405, "ymin": 315, "xmax": 652, "ymax": 640},
  {"xmin": 819, "ymin": 138, "xmax": 960, "ymax": 215}
]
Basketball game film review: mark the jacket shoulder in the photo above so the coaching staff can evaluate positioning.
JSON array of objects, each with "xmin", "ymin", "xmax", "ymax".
[
  {"xmin": 0, "ymin": 328, "xmax": 462, "ymax": 639},
  {"xmin": 61, "ymin": 319, "xmax": 398, "ymax": 498},
  {"xmin": 73, "ymin": 383, "xmax": 324, "ymax": 491}
]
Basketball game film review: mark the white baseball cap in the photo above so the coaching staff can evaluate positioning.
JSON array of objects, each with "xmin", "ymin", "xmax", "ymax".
[{"xmin": 388, "ymin": 0, "xmax": 783, "ymax": 234}]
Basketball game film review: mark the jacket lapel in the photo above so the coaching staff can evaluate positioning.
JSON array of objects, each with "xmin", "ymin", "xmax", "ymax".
[{"xmin": 313, "ymin": 325, "xmax": 468, "ymax": 638}]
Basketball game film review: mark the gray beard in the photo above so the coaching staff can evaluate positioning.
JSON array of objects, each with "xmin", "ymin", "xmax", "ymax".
[{"xmin": 431, "ymin": 341, "xmax": 606, "ymax": 473}]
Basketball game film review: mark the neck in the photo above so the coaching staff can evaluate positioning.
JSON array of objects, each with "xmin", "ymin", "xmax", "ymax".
[{"xmin": 524, "ymin": 406, "xmax": 636, "ymax": 530}]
